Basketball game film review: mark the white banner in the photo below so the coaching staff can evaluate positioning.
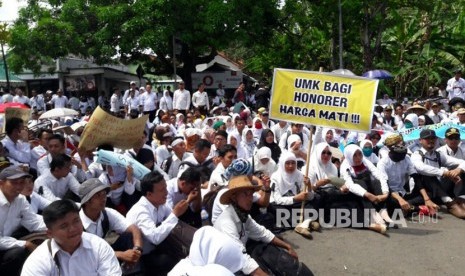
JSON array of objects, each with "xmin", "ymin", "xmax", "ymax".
[{"xmin": 191, "ymin": 71, "xmax": 243, "ymax": 89}]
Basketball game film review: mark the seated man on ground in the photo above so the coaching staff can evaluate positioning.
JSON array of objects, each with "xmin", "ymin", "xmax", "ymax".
[
  {"xmin": 21, "ymin": 199, "xmax": 121, "ymax": 275},
  {"xmin": 78, "ymin": 178, "xmax": 143, "ymax": 268}
]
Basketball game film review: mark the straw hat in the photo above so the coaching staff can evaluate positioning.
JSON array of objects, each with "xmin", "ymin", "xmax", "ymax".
[
  {"xmin": 407, "ymin": 104, "xmax": 427, "ymax": 113},
  {"xmin": 220, "ymin": 175, "xmax": 262, "ymax": 205}
]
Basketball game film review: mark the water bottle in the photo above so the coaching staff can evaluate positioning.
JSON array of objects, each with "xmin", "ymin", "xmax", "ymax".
[{"xmin": 201, "ymin": 207, "xmax": 209, "ymax": 225}]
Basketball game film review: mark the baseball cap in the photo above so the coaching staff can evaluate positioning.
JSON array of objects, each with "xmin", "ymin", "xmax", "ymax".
[
  {"xmin": 445, "ymin": 127, "xmax": 460, "ymax": 139},
  {"xmin": 0, "ymin": 166, "xmax": 32, "ymax": 180},
  {"xmin": 420, "ymin": 129, "xmax": 437, "ymax": 139}
]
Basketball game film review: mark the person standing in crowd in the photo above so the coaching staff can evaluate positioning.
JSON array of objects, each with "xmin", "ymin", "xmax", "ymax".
[
  {"xmin": 446, "ymin": 69, "xmax": 465, "ymax": 100},
  {"xmin": 233, "ymin": 82, "xmax": 246, "ymax": 104},
  {"xmin": 123, "ymin": 81, "xmax": 140, "ymax": 103},
  {"xmin": 173, "ymin": 81, "xmax": 191, "ymax": 115},
  {"xmin": 12, "ymin": 89, "xmax": 30, "ymax": 105},
  {"xmin": 159, "ymin": 89, "xmax": 173, "ymax": 113},
  {"xmin": 125, "ymin": 88, "xmax": 140, "ymax": 117},
  {"xmin": 139, "ymin": 84, "xmax": 158, "ymax": 122},
  {"xmin": 109, "ymin": 88, "xmax": 122, "ymax": 116},
  {"xmin": 0, "ymin": 166, "xmax": 46, "ymax": 276},
  {"xmin": 21, "ymin": 200, "xmax": 122, "ymax": 276},
  {"xmin": 29, "ymin": 90, "xmax": 45, "ymax": 112},
  {"xmin": 49, "ymin": 89, "xmax": 68, "ymax": 109},
  {"xmin": 192, "ymin": 83, "xmax": 210, "ymax": 116}
]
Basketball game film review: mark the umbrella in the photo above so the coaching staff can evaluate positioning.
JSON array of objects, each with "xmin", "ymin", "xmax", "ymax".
[
  {"xmin": 39, "ymin": 108, "xmax": 79, "ymax": 119},
  {"xmin": 0, "ymin": 103, "xmax": 29, "ymax": 113},
  {"xmin": 362, "ymin": 69, "xmax": 393, "ymax": 79},
  {"xmin": 331, "ymin": 69, "xmax": 356, "ymax": 76}
]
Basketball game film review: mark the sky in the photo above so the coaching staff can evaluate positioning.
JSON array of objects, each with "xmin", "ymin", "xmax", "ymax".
[{"xmin": 0, "ymin": 0, "xmax": 26, "ymax": 23}]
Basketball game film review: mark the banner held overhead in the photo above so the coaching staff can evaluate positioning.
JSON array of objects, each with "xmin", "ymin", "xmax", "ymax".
[{"xmin": 269, "ymin": 68, "xmax": 378, "ymax": 132}]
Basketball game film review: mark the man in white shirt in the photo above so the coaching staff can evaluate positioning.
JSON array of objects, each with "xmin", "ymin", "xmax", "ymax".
[
  {"xmin": 437, "ymin": 127, "xmax": 465, "ymax": 160},
  {"xmin": 126, "ymin": 171, "xmax": 192, "ymax": 274},
  {"xmin": 125, "ymin": 89, "xmax": 140, "ymax": 117},
  {"xmin": 446, "ymin": 69, "xmax": 465, "ymax": 100},
  {"xmin": 67, "ymin": 92, "xmax": 80, "ymax": 111},
  {"xmin": 30, "ymin": 129, "xmax": 53, "ymax": 171},
  {"xmin": 427, "ymin": 102, "xmax": 446, "ymax": 124},
  {"xmin": 216, "ymin": 83, "xmax": 225, "ymax": 98},
  {"xmin": 12, "ymin": 89, "xmax": 30, "ymax": 105},
  {"xmin": 173, "ymin": 81, "xmax": 191, "ymax": 115},
  {"xmin": 1, "ymin": 117, "xmax": 31, "ymax": 166},
  {"xmin": 34, "ymin": 154, "xmax": 81, "ymax": 202},
  {"xmin": 21, "ymin": 199, "xmax": 121, "ymax": 276},
  {"xmin": 123, "ymin": 81, "xmax": 140, "ymax": 104},
  {"xmin": 161, "ymin": 137, "xmax": 191, "ymax": 179},
  {"xmin": 191, "ymin": 83, "xmax": 209, "ymax": 116},
  {"xmin": 411, "ymin": 129, "xmax": 465, "ymax": 219},
  {"xmin": 0, "ymin": 166, "xmax": 46, "ymax": 276},
  {"xmin": 78, "ymin": 178, "xmax": 143, "ymax": 268},
  {"xmin": 166, "ymin": 167, "xmax": 201, "ymax": 227},
  {"xmin": 49, "ymin": 89, "xmax": 69, "ymax": 109},
  {"xmin": 29, "ymin": 90, "xmax": 45, "ymax": 112},
  {"xmin": 109, "ymin": 88, "xmax": 122, "ymax": 115},
  {"xmin": 139, "ymin": 84, "xmax": 158, "ymax": 122}
]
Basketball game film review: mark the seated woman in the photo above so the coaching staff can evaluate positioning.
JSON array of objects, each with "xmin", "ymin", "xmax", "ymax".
[
  {"xmin": 360, "ymin": 139, "xmax": 380, "ymax": 165},
  {"xmin": 286, "ymin": 135, "xmax": 307, "ymax": 169},
  {"xmin": 228, "ymin": 132, "xmax": 247, "ymax": 159},
  {"xmin": 340, "ymin": 144, "xmax": 390, "ymax": 234},
  {"xmin": 252, "ymin": 147, "xmax": 277, "ymax": 178},
  {"xmin": 241, "ymin": 128, "xmax": 257, "ymax": 159},
  {"xmin": 270, "ymin": 151, "xmax": 318, "ymax": 237},
  {"xmin": 214, "ymin": 176, "xmax": 312, "ymax": 276},
  {"xmin": 257, "ymin": 129, "xmax": 281, "ymax": 163}
]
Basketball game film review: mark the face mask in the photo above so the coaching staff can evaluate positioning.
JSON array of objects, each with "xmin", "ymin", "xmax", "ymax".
[
  {"xmin": 389, "ymin": 146, "xmax": 408, "ymax": 162},
  {"xmin": 404, "ymin": 121, "xmax": 414, "ymax": 129},
  {"xmin": 362, "ymin": 148, "xmax": 373, "ymax": 157}
]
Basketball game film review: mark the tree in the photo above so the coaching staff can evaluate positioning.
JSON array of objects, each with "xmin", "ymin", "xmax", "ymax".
[{"xmin": 8, "ymin": 0, "xmax": 281, "ymax": 90}]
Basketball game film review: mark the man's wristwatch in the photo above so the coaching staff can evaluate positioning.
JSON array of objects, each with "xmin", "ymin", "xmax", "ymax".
[
  {"xmin": 133, "ymin": 246, "xmax": 143, "ymax": 253},
  {"xmin": 262, "ymin": 187, "xmax": 272, "ymax": 193}
]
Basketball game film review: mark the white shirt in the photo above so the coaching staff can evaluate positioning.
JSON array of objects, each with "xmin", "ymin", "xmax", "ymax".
[
  {"xmin": 123, "ymin": 89, "xmax": 140, "ymax": 103},
  {"xmin": 377, "ymin": 155, "xmax": 417, "ymax": 196},
  {"xmin": 411, "ymin": 147, "xmax": 465, "ymax": 178},
  {"xmin": 164, "ymin": 152, "xmax": 191, "ymax": 180},
  {"xmin": 13, "ymin": 95, "xmax": 30, "ymax": 105},
  {"xmin": 340, "ymin": 159, "xmax": 389, "ymax": 198},
  {"xmin": 37, "ymin": 154, "xmax": 87, "ymax": 182},
  {"xmin": 159, "ymin": 95, "xmax": 173, "ymax": 112},
  {"xmin": 68, "ymin": 97, "xmax": 80, "ymax": 110},
  {"xmin": 155, "ymin": 145, "xmax": 171, "ymax": 167},
  {"xmin": 31, "ymin": 145, "xmax": 47, "ymax": 170},
  {"xmin": 98, "ymin": 170, "xmax": 137, "ymax": 206},
  {"xmin": 216, "ymin": 88, "xmax": 225, "ymax": 98},
  {"xmin": 109, "ymin": 94, "xmax": 121, "ymax": 112},
  {"xmin": 2, "ymin": 135, "xmax": 32, "ymax": 164},
  {"xmin": 80, "ymin": 208, "xmax": 130, "ymax": 238},
  {"xmin": 173, "ymin": 89, "xmax": 191, "ymax": 111},
  {"xmin": 21, "ymin": 232, "xmax": 121, "ymax": 276},
  {"xmin": 447, "ymin": 77, "xmax": 465, "ymax": 100},
  {"xmin": 126, "ymin": 196, "xmax": 178, "ymax": 254},
  {"xmin": 0, "ymin": 191, "xmax": 46, "ymax": 250},
  {"xmin": 125, "ymin": 95, "xmax": 140, "ymax": 111},
  {"xmin": 27, "ymin": 192, "xmax": 52, "ymax": 214},
  {"xmin": 166, "ymin": 178, "xmax": 188, "ymax": 209},
  {"xmin": 192, "ymin": 91, "xmax": 210, "ymax": 110},
  {"xmin": 34, "ymin": 171, "xmax": 81, "ymax": 202},
  {"xmin": 213, "ymin": 205, "xmax": 274, "ymax": 275},
  {"xmin": 437, "ymin": 144, "xmax": 465, "ymax": 160},
  {"xmin": 50, "ymin": 95, "xmax": 69, "ymax": 108},
  {"xmin": 139, "ymin": 91, "xmax": 158, "ymax": 111},
  {"xmin": 30, "ymin": 95, "xmax": 46, "ymax": 111}
]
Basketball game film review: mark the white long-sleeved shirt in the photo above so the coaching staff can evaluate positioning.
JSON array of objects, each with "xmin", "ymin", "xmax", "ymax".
[
  {"xmin": 377, "ymin": 155, "xmax": 417, "ymax": 196},
  {"xmin": 340, "ymin": 158, "xmax": 389, "ymax": 198},
  {"xmin": 30, "ymin": 95, "xmax": 45, "ymax": 111},
  {"xmin": 191, "ymin": 91, "xmax": 210, "ymax": 110},
  {"xmin": 13, "ymin": 95, "xmax": 30, "ymax": 105},
  {"xmin": 1, "ymin": 136, "xmax": 32, "ymax": 164},
  {"xmin": 98, "ymin": 170, "xmax": 138, "ymax": 206},
  {"xmin": 126, "ymin": 196, "xmax": 178, "ymax": 254},
  {"xmin": 34, "ymin": 171, "xmax": 81, "ymax": 202},
  {"xmin": 49, "ymin": 95, "xmax": 68, "ymax": 108},
  {"xmin": 37, "ymin": 154, "xmax": 87, "ymax": 182},
  {"xmin": 0, "ymin": 191, "xmax": 46, "ymax": 250},
  {"xmin": 125, "ymin": 95, "xmax": 140, "ymax": 111},
  {"xmin": 30, "ymin": 145, "xmax": 47, "ymax": 170},
  {"xmin": 109, "ymin": 93, "xmax": 121, "ymax": 113},
  {"xmin": 446, "ymin": 77, "xmax": 465, "ymax": 100},
  {"xmin": 213, "ymin": 205, "xmax": 274, "ymax": 275},
  {"xmin": 173, "ymin": 89, "xmax": 191, "ymax": 111},
  {"xmin": 411, "ymin": 147, "xmax": 465, "ymax": 178},
  {"xmin": 21, "ymin": 232, "xmax": 121, "ymax": 276},
  {"xmin": 27, "ymin": 192, "xmax": 52, "ymax": 214},
  {"xmin": 437, "ymin": 144, "xmax": 465, "ymax": 161}
]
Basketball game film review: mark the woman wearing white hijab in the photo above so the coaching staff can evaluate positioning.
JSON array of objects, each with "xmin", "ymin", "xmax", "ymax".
[
  {"xmin": 270, "ymin": 151, "xmax": 317, "ymax": 233},
  {"xmin": 159, "ymin": 90, "xmax": 173, "ymax": 112},
  {"xmin": 360, "ymin": 139, "xmax": 380, "ymax": 165},
  {"xmin": 252, "ymin": 147, "xmax": 277, "ymax": 177},
  {"xmin": 241, "ymin": 128, "xmax": 256, "ymax": 159},
  {"xmin": 168, "ymin": 226, "xmax": 245, "ymax": 276},
  {"xmin": 228, "ymin": 132, "xmax": 247, "ymax": 159},
  {"xmin": 340, "ymin": 144, "xmax": 390, "ymax": 234}
]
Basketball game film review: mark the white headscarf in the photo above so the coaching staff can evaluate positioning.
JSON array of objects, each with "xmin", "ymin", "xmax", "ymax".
[
  {"xmin": 228, "ymin": 132, "xmax": 246, "ymax": 159},
  {"xmin": 310, "ymin": 142, "xmax": 338, "ymax": 181},
  {"xmin": 287, "ymin": 134, "xmax": 301, "ymax": 149},
  {"xmin": 276, "ymin": 150, "xmax": 301, "ymax": 187},
  {"xmin": 189, "ymin": 226, "xmax": 244, "ymax": 272},
  {"xmin": 360, "ymin": 139, "xmax": 379, "ymax": 164},
  {"xmin": 161, "ymin": 90, "xmax": 173, "ymax": 111},
  {"xmin": 404, "ymin": 113, "xmax": 419, "ymax": 127},
  {"xmin": 343, "ymin": 144, "xmax": 364, "ymax": 166},
  {"xmin": 254, "ymin": 146, "xmax": 277, "ymax": 176},
  {"xmin": 322, "ymin": 128, "xmax": 335, "ymax": 143}
]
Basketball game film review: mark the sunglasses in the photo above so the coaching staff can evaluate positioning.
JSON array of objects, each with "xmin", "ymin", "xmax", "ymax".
[{"xmin": 322, "ymin": 151, "xmax": 332, "ymax": 156}]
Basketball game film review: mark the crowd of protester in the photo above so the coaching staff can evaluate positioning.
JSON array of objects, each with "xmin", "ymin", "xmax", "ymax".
[{"xmin": 2, "ymin": 70, "xmax": 465, "ymax": 275}]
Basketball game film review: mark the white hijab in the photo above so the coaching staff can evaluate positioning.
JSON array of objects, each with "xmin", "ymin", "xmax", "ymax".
[
  {"xmin": 254, "ymin": 146, "xmax": 277, "ymax": 176},
  {"xmin": 360, "ymin": 139, "xmax": 379, "ymax": 164},
  {"xmin": 310, "ymin": 142, "xmax": 338, "ymax": 181},
  {"xmin": 275, "ymin": 150, "xmax": 302, "ymax": 187}
]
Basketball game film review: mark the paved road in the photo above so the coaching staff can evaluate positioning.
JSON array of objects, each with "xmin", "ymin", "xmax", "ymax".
[{"xmin": 281, "ymin": 209, "xmax": 465, "ymax": 276}]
